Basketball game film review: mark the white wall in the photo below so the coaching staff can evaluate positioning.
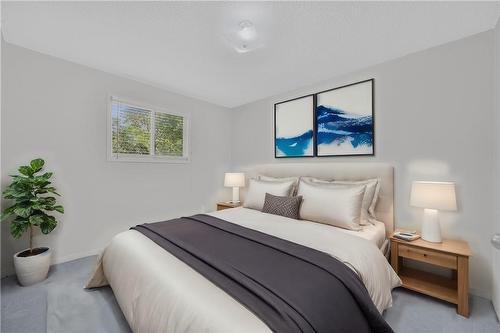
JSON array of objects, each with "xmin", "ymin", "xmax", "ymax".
[
  {"xmin": 1, "ymin": 42, "xmax": 232, "ymax": 276},
  {"xmin": 493, "ymin": 17, "xmax": 500, "ymax": 319},
  {"xmin": 230, "ymin": 31, "xmax": 495, "ymax": 298}
]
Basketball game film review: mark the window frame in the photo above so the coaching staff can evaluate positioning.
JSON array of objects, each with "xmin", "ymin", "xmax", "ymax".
[{"xmin": 107, "ymin": 96, "xmax": 190, "ymax": 163}]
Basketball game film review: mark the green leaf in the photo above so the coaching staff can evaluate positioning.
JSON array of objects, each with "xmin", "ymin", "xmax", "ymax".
[
  {"xmin": 13, "ymin": 206, "xmax": 33, "ymax": 218},
  {"xmin": 1, "ymin": 206, "xmax": 16, "ymax": 221},
  {"xmin": 3, "ymin": 189, "xmax": 32, "ymax": 200},
  {"xmin": 10, "ymin": 218, "xmax": 28, "ymax": 239},
  {"xmin": 18, "ymin": 166, "xmax": 34, "ymax": 177},
  {"xmin": 40, "ymin": 215, "xmax": 57, "ymax": 234},
  {"xmin": 29, "ymin": 215, "xmax": 45, "ymax": 226},
  {"xmin": 30, "ymin": 159, "xmax": 45, "ymax": 173},
  {"xmin": 30, "ymin": 203, "xmax": 45, "ymax": 210},
  {"xmin": 2, "ymin": 187, "xmax": 15, "ymax": 195},
  {"xmin": 46, "ymin": 188, "xmax": 61, "ymax": 196},
  {"xmin": 2, "ymin": 206, "xmax": 15, "ymax": 214},
  {"xmin": 40, "ymin": 197, "xmax": 56, "ymax": 206},
  {"xmin": 41, "ymin": 172, "xmax": 53, "ymax": 179},
  {"xmin": 53, "ymin": 205, "xmax": 64, "ymax": 214},
  {"xmin": 33, "ymin": 178, "xmax": 50, "ymax": 188}
]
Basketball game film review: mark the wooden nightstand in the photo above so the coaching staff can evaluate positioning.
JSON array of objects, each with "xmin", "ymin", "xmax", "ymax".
[
  {"xmin": 390, "ymin": 234, "xmax": 472, "ymax": 317},
  {"xmin": 216, "ymin": 202, "xmax": 241, "ymax": 211}
]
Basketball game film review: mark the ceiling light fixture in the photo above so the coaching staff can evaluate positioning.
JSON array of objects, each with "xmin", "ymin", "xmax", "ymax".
[
  {"xmin": 238, "ymin": 20, "xmax": 257, "ymax": 41},
  {"xmin": 223, "ymin": 19, "xmax": 262, "ymax": 54}
]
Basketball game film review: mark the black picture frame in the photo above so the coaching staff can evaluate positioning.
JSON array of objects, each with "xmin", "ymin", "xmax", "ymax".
[
  {"xmin": 274, "ymin": 94, "xmax": 315, "ymax": 158},
  {"xmin": 315, "ymin": 78, "xmax": 375, "ymax": 157}
]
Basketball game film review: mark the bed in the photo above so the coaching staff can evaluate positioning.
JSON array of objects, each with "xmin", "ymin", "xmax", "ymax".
[{"xmin": 86, "ymin": 162, "xmax": 401, "ymax": 332}]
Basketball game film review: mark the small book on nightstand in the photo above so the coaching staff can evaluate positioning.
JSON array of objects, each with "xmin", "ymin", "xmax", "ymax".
[{"xmin": 393, "ymin": 230, "xmax": 420, "ymax": 241}]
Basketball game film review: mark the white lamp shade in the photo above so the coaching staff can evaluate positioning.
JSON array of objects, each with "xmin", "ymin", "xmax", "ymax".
[
  {"xmin": 410, "ymin": 181, "xmax": 457, "ymax": 211},
  {"xmin": 224, "ymin": 173, "xmax": 245, "ymax": 188}
]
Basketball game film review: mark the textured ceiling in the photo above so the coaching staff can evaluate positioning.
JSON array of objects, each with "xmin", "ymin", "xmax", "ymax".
[{"xmin": 3, "ymin": 2, "xmax": 500, "ymax": 108}]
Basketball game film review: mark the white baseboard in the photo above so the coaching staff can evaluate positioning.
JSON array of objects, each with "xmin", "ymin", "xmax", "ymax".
[
  {"xmin": 493, "ymin": 281, "xmax": 500, "ymax": 321},
  {"xmin": 494, "ymin": 299, "xmax": 500, "ymax": 322},
  {"xmin": 469, "ymin": 287, "xmax": 492, "ymax": 300},
  {"xmin": 51, "ymin": 248, "xmax": 103, "ymax": 265},
  {"xmin": 2, "ymin": 248, "xmax": 103, "ymax": 278}
]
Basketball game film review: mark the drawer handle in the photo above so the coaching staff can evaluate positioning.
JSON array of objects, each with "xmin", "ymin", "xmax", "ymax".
[{"xmin": 423, "ymin": 254, "xmax": 427, "ymax": 257}]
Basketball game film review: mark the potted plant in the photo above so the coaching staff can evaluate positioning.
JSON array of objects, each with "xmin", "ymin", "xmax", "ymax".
[{"xmin": 1, "ymin": 158, "xmax": 64, "ymax": 286}]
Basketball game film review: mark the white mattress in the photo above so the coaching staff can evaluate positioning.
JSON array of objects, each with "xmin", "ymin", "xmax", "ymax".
[{"xmin": 335, "ymin": 219, "xmax": 387, "ymax": 249}]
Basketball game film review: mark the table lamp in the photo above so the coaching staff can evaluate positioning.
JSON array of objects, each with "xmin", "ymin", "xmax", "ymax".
[
  {"xmin": 224, "ymin": 173, "xmax": 245, "ymax": 203},
  {"xmin": 492, "ymin": 234, "xmax": 500, "ymax": 250},
  {"xmin": 410, "ymin": 181, "xmax": 457, "ymax": 243}
]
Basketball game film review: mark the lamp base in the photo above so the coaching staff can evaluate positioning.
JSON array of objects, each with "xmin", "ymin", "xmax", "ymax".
[
  {"xmin": 231, "ymin": 187, "xmax": 240, "ymax": 204},
  {"xmin": 421, "ymin": 208, "xmax": 442, "ymax": 243},
  {"xmin": 492, "ymin": 233, "xmax": 500, "ymax": 249}
]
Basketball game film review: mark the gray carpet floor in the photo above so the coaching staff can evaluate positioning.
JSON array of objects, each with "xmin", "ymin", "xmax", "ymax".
[{"xmin": 1, "ymin": 256, "xmax": 499, "ymax": 333}]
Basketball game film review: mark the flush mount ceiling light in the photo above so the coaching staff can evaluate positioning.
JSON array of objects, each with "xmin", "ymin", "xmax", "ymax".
[
  {"xmin": 238, "ymin": 20, "xmax": 257, "ymax": 41},
  {"xmin": 223, "ymin": 19, "xmax": 262, "ymax": 54}
]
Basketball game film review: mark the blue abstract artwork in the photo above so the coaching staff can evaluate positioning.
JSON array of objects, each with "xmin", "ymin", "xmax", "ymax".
[
  {"xmin": 275, "ymin": 130, "xmax": 314, "ymax": 157},
  {"xmin": 316, "ymin": 80, "xmax": 374, "ymax": 156},
  {"xmin": 275, "ymin": 95, "xmax": 314, "ymax": 157}
]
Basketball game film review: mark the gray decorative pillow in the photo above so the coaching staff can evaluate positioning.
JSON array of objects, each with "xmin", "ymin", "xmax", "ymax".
[{"xmin": 262, "ymin": 193, "xmax": 302, "ymax": 219}]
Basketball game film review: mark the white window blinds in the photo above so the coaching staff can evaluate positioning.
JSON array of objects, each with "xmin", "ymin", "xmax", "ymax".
[{"xmin": 109, "ymin": 97, "xmax": 189, "ymax": 162}]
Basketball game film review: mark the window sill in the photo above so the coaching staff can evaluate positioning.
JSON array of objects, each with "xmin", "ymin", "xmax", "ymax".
[{"xmin": 107, "ymin": 155, "xmax": 190, "ymax": 164}]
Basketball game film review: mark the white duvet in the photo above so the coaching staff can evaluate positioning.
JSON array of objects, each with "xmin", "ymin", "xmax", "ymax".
[{"xmin": 86, "ymin": 208, "xmax": 401, "ymax": 333}]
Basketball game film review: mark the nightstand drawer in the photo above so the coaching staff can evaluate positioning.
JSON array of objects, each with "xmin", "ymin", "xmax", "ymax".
[
  {"xmin": 398, "ymin": 244, "xmax": 457, "ymax": 269},
  {"xmin": 217, "ymin": 204, "xmax": 230, "ymax": 211}
]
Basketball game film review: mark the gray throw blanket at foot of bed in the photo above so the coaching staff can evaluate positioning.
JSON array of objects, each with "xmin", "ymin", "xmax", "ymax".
[{"xmin": 132, "ymin": 214, "xmax": 393, "ymax": 333}]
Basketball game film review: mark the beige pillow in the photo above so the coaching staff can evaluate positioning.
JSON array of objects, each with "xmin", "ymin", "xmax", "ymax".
[
  {"xmin": 243, "ymin": 178, "xmax": 296, "ymax": 211},
  {"xmin": 259, "ymin": 175, "xmax": 300, "ymax": 195},
  {"xmin": 300, "ymin": 176, "xmax": 333, "ymax": 183},
  {"xmin": 297, "ymin": 180, "xmax": 366, "ymax": 231},
  {"xmin": 308, "ymin": 178, "xmax": 380, "ymax": 225}
]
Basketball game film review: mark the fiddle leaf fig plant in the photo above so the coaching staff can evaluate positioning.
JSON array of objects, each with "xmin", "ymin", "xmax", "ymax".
[{"xmin": 1, "ymin": 158, "xmax": 64, "ymax": 255}]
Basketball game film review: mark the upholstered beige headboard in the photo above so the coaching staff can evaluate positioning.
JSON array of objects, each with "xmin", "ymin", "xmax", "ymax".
[{"xmin": 240, "ymin": 163, "xmax": 394, "ymax": 236}]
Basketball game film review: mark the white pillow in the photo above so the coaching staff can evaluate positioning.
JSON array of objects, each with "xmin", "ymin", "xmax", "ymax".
[
  {"xmin": 308, "ymin": 178, "xmax": 380, "ymax": 225},
  {"xmin": 259, "ymin": 175, "xmax": 300, "ymax": 195},
  {"xmin": 300, "ymin": 176, "xmax": 333, "ymax": 183},
  {"xmin": 243, "ymin": 178, "xmax": 295, "ymax": 211},
  {"xmin": 297, "ymin": 180, "xmax": 366, "ymax": 231}
]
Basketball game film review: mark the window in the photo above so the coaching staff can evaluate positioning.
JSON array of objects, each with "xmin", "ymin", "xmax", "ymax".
[{"xmin": 108, "ymin": 97, "xmax": 189, "ymax": 162}]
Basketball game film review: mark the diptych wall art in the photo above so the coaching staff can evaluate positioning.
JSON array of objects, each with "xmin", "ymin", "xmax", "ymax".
[
  {"xmin": 274, "ymin": 79, "xmax": 374, "ymax": 158},
  {"xmin": 274, "ymin": 95, "xmax": 315, "ymax": 157}
]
